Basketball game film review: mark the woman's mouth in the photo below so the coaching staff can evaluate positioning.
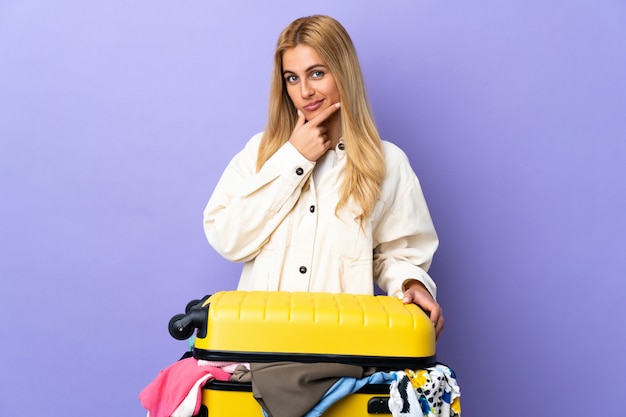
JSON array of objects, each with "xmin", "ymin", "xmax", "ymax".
[{"xmin": 303, "ymin": 100, "xmax": 323, "ymax": 112}]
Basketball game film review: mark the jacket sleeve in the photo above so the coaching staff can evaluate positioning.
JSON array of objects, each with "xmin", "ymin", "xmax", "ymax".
[
  {"xmin": 203, "ymin": 133, "xmax": 314, "ymax": 262},
  {"xmin": 372, "ymin": 144, "xmax": 439, "ymax": 299}
]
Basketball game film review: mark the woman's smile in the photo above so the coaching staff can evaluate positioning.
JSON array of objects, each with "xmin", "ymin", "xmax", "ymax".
[{"xmin": 303, "ymin": 99, "xmax": 324, "ymax": 112}]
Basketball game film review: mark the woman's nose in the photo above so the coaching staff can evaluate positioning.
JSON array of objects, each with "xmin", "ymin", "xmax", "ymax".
[{"xmin": 300, "ymin": 80, "xmax": 314, "ymax": 98}]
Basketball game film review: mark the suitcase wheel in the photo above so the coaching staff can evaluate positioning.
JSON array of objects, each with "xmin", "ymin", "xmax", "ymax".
[{"xmin": 168, "ymin": 313, "xmax": 195, "ymax": 340}]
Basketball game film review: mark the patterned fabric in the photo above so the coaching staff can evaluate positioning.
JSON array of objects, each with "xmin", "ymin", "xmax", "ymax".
[{"xmin": 389, "ymin": 364, "xmax": 461, "ymax": 417}]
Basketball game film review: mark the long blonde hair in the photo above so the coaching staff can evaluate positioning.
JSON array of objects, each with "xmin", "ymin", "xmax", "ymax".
[{"xmin": 257, "ymin": 15, "xmax": 385, "ymax": 221}]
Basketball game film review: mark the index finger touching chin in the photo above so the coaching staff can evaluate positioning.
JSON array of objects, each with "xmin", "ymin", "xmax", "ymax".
[{"xmin": 309, "ymin": 102, "xmax": 341, "ymax": 125}]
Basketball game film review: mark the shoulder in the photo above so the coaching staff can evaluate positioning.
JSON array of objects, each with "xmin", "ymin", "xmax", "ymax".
[
  {"xmin": 231, "ymin": 132, "xmax": 264, "ymax": 160},
  {"xmin": 221, "ymin": 132, "xmax": 265, "ymax": 172},
  {"xmin": 243, "ymin": 132, "xmax": 265, "ymax": 151},
  {"xmin": 380, "ymin": 140, "xmax": 413, "ymax": 173},
  {"xmin": 379, "ymin": 140, "xmax": 423, "ymax": 198}
]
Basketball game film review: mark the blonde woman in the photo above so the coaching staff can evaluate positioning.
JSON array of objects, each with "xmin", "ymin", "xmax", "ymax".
[{"xmin": 203, "ymin": 15, "xmax": 443, "ymax": 338}]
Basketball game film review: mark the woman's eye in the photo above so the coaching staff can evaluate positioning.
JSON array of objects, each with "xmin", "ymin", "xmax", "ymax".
[
  {"xmin": 311, "ymin": 70, "xmax": 324, "ymax": 79},
  {"xmin": 285, "ymin": 75, "xmax": 298, "ymax": 84}
]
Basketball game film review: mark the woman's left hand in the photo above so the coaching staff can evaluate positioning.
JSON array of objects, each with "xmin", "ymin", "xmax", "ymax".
[{"xmin": 402, "ymin": 280, "xmax": 444, "ymax": 340}]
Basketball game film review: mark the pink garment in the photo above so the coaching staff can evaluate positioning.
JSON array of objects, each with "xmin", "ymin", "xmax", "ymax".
[
  {"xmin": 139, "ymin": 357, "xmax": 231, "ymax": 417},
  {"xmin": 198, "ymin": 360, "xmax": 249, "ymax": 374}
]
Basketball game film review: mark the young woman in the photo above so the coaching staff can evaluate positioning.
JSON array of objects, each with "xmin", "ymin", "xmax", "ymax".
[{"xmin": 203, "ymin": 15, "xmax": 443, "ymax": 338}]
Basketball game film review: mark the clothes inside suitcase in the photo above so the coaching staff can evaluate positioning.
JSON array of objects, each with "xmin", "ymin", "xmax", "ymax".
[
  {"xmin": 194, "ymin": 381, "xmax": 393, "ymax": 417},
  {"xmin": 168, "ymin": 291, "xmax": 439, "ymax": 417}
]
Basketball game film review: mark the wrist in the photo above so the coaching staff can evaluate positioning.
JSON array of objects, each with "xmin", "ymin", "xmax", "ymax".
[{"xmin": 402, "ymin": 278, "xmax": 426, "ymax": 293}]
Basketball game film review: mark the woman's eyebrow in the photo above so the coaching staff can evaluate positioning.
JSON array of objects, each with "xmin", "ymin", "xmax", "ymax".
[{"xmin": 282, "ymin": 64, "xmax": 327, "ymax": 75}]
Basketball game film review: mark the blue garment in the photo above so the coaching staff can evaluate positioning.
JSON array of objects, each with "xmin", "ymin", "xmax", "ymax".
[{"xmin": 303, "ymin": 371, "xmax": 396, "ymax": 417}]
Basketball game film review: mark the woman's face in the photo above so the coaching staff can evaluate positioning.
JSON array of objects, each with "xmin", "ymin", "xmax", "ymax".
[{"xmin": 282, "ymin": 44, "xmax": 340, "ymax": 122}]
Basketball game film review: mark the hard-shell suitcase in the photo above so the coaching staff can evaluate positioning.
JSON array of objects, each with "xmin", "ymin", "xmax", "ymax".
[{"xmin": 169, "ymin": 291, "xmax": 436, "ymax": 416}]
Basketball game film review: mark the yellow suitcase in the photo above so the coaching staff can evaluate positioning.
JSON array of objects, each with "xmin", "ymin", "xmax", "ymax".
[{"xmin": 168, "ymin": 291, "xmax": 436, "ymax": 416}]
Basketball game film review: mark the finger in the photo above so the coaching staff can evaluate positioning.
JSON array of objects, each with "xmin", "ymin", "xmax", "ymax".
[
  {"xmin": 307, "ymin": 102, "xmax": 341, "ymax": 126},
  {"xmin": 428, "ymin": 303, "xmax": 443, "ymax": 338},
  {"xmin": 402, "ymin": 293, "xmax": 412, "ymax": 304},
  {"xmin": 406, "ymin": 291, "xmax": 438, "ymax": 322},
  {"xmin": 434, "ymin": 315, "xmax": 444, "ymax": 340},
  {"xmin": 428, "ymin": 303, "xmax": 441, "ymax": 324},
  {"xmin": 402, "ymin": 290, "xmax": 425, "ymax": 306},
  {"xmin": 294, "ymin": 109, "xmax": 306, "ymax": 129},
  {"xmin": 401, "ymin": 289, "xmax": 443, "ymax": 338}
]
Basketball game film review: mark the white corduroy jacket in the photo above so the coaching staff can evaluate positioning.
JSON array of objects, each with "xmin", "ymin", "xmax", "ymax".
[{"xmin": 203, "ymin": 132, "xmax": 439, "ymax": 299}]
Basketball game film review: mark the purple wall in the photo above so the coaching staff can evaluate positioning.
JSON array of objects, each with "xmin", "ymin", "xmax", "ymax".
[{"xmin": 1, "ymin": 1, "xmax": 625, "ymax": 415}]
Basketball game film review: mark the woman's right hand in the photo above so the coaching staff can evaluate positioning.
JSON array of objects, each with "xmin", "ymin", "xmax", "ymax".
[{"xmin": 288, "ymin": 103, "xmax": 341, "ymax": 161}]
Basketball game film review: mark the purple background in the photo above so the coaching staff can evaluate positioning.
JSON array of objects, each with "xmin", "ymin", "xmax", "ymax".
[{"xmin": 1, "ymin": 1, "xmax": 625, "ymax": 416}]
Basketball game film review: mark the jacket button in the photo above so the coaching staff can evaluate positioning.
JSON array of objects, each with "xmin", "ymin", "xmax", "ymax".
[
  {"xmin": 295, "ymin": 167, "xmax": 304, "ymax": 175},
  {"xmin": 299, "ymin": 266, "xmax": 307, "ymax": 274},
  {"xmin": 337, "ymin": 143, "xmax": 345, "ymax": 151},
  {"xmin": 309, "ymin": 205, "xmax": 315, "ymax": 213}
]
